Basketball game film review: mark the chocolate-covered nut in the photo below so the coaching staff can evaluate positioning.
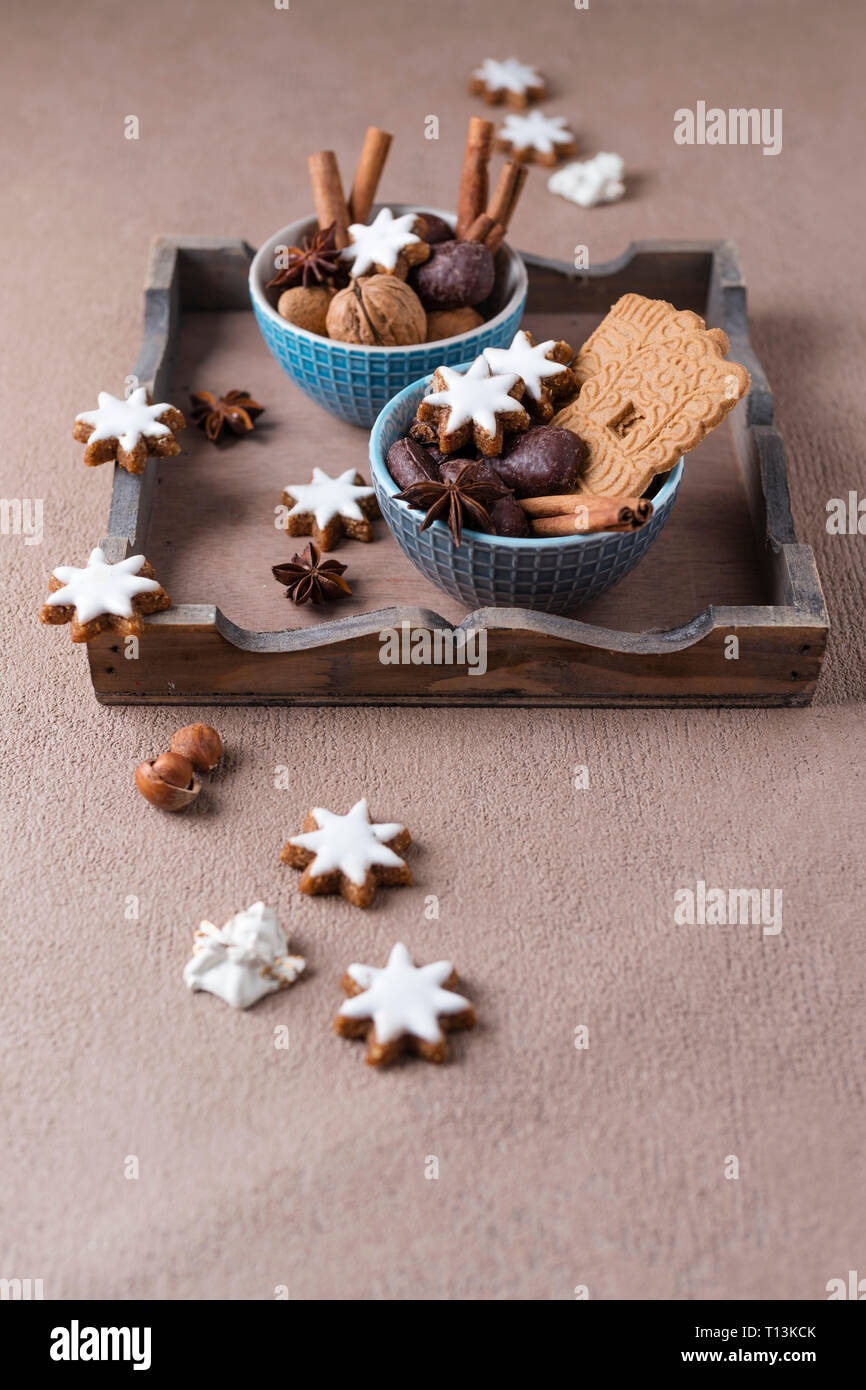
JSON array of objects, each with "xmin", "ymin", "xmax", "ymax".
[
  {"xmin": 416, "ymin": 212, "xmax": 454, "ymax": 245},
  {"xmin": 439, "ymin": 458, "xmax": 505, "ymax": 489},
  {"xmin": 495, "ymin": 426, "xmax": 584, "ymax": 497},
  {"xmin": 489, "ymin": 495, "xmax": 532, "ymax": 537},
  {"xmin": 388, "ymin": 438, "xmax": 440, "ymax": 489},
  {"xmin": 411, "ymin": 241, "xmax": 496, "ymax": 310}
]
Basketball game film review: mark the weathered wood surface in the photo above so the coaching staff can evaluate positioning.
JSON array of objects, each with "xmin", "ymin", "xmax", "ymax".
[
  {"xmin": 93, "ymin": 236, "xmax": 828, "ymax": 705},
  {"xmin": 88, "ymin": 605, "xmax": 824, "ymax": 705}
]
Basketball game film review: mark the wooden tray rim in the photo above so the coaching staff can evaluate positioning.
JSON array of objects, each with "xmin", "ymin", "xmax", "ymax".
[{"xmin": 98, "ymin": 235, "xmax": 829, "ymax": 670}]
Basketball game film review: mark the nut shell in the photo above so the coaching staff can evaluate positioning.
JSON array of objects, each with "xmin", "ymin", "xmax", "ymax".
[
  {"xmin": 135, "ymin": 753, "xmax": 200, "ymax": 811},
  {"xmin": 326, "ymin": 275, "xmax": 426, "ymax": 346},
  {"xmin": 170, "ymin": 723, "xmax": 223, "ymax": 772}
]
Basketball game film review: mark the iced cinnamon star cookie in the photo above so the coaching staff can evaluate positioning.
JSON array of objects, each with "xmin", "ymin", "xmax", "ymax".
[
  {"xmin": 496, "ymin": 111, "xmax": 576, "ymax": 166},
  {"xmin": 341, "ymin": 207, "xmax": 430, "ymax": 280},
  {"xmin": 281, "ymin": 468, "xmax": 379, "ymax": 550},
  {"xmin": 39, "ymin": 547, "xmax": 169, "ymax": 642},
  {"xmin": 336, "ymin": 942, "xmax": 475, "ymax": 1066},
  {"xmin": 484, "ymin": 329, "xmax": 578, "ymax": 420},
  {"xmin": 184, "ymin": 901, "xmax": 305, "ymax": 1011},
  {"xmin": 281, "ymin": 798, "xmax": 411, "ymax": 909},
  {"xmin": 74, "ymin": 388, "xmax": 186, "ymax": 474},
  {"xmin": 469, "ymin": 57, "xmax": 546, "ymax": 110},
  {"xmin": 417, "ymin": 356, "xmax": 529, "ymax": 456}
]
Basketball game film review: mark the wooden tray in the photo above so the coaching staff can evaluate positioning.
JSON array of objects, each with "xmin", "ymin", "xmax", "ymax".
[{"xmin": 91, "ymin": 236, "xmax": 828, "ymax": 706}]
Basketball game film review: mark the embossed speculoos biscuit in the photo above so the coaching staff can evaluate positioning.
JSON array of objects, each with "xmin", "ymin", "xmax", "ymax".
[
  {"xmin": 553, "ymin": 293, "xmax": 750, "ymax": 498},
  {"xmin": 74, "ymin": 388, "xmax": 186, "ymax": 474},
  {"xmin": 417, "ymin": 357, "xmax": 529, "ymax": 456},
  {"xmin": 570, "ymin": 293, "xmax": 731, "ymax": 387},
  {"xmin": 281, "ymin": 468, "xmax": 380, "ymax": 550},
  {"xmin": 39, "ymin": 547, "xmax": 170, "ymax": 642},
  {"xmin": 335, "ymin": 942, "xmax": 476, "ymax": 1066},
  {"xmin": 280, "ymin": 798, "xmax": 411, "ymax": 909}
]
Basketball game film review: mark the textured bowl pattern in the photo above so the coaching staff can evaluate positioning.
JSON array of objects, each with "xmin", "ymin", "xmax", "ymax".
[
  {"xmin": 252, "ymin": 298, "xmax": 526, "ymax": 428},
  {"xmin": 369, "ymin": 375, "xmax": 684, "ymax": 615},
  {"xmin": 249, "ymin": 206, "xmax": 528, "ymax": 429}
]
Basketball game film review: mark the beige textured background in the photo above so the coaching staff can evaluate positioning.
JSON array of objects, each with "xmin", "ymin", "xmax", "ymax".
[{"xmin": 2, "ymin": 0, "xmax": 865, "ymax": 1300}]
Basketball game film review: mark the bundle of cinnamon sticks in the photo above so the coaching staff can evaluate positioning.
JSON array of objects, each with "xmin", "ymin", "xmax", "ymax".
[
  {"xmin": 456, "ymin": 116, "xmax": 527, "ymax": 251},
  {"xmin": 518, "ymin": 494, "xmax": 654, "ymax": 536},
  {"xmin": 305, "ymin": 117, "xmax": 528, "ymax": 253},
  {"xmin": 308, "ymin": 126, "xmax": 394, "ymax": 248}
]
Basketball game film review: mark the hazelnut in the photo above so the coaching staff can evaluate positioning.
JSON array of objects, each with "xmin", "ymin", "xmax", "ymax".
[
  {"xmin": 170, "ymin": 723, "xmax": 223, "ymax": 772},
  {"xmin": 277, "ymin": 285, "xmax": 333, "ymax": 337},
  {"xmin": 425, "ymin": 307, "xmax": 484, "ymax": 342},
  {"xmin": 135, "ymin": 751, "xmax": 200, "ymax": 811},
  {"xmin": 326, "ymin": 275, "xmax": 426, "ymax": 346}
]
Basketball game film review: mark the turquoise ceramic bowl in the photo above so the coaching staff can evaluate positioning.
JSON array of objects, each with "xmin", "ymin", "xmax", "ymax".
[
  {"xmin": 369, "ymin": 370, "xmax": 684, "ymax": 614},
  {"xmin": 249, "ymin": 205, "xmax": 528, "ymax": 429}
]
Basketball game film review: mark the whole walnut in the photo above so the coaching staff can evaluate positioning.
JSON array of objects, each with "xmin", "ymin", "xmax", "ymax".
[{"xmin": 326, "ymin": 275, "xmax": 426, "ymax": 346}]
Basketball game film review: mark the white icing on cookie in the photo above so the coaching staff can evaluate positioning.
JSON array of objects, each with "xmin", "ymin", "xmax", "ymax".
[
  {"xmin": 44, "ymin": 548, "xmax": 161, "ymax": 624},
  {"xmin": 341, "ymin": 208, "xmax": 423, "ymax": 277},
  {"xmin": 284, "ymin": 469, "xmax": 374, "ymax": 529},
  {"xmin": 339, "ymin": 942, "xmax": 470, "ymax": 1046},
  {"xmin": 289, "ymin": 798, "xmax": 405, "ymax": 886},
  {"xmin": 548, "ymin": 153, "xmax": 625, "ymax": 208},
  {"xmin": 484, "ymin": 331, "xmax": 567, "ymax": 400},
  {"xmin": 75, "ymin": 388, "xmax": 175, "ymax": 451},
  {"xmin": 184, "ymin": 901, "xmax": 305, "ymax": 1011},
  {"xmin": 425, "ymin": 356, "xmax": 524, "ymax": 435},
  {"xmin": 499, "ymin": 111, "xmax": 574, "ymax": 157},
  {"xmin": 473, "ymin": 57, "xmax": 542, "ymax": 97}
]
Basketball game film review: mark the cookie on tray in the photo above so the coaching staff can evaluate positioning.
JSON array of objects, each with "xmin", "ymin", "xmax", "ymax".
[
  {"xmin": 39, "ymin": 547, "xmax": 170, "ymax": 642},
  {"xmin": 281, "ymin": 468, "xmax": 379, "ymax": 549},
  {"xmin": 74, "ymin": 388, "xmax": 186, "ymax": 474}
]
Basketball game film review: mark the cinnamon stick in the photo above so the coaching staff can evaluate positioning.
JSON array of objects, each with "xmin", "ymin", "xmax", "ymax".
[
  {"xmin": 456, "ymin": 117, "xmax": 495, "ymax": 239},
  {"xmin": 485, "ymin": 160, "xmax": 528, "ymax": 234},
  {"xmin": 524, "ymin": 496, "xmax": 654, "ymax": 535},
  {"xmin": 484, "ymin": 223, "xmax": 506, "ymax": 255},
  {"xmin": 464, "ymin": 212, "xmax": 496, "ymax": 244},
  {"xmin": 520, "ymin": 494, "xmax": 651, "ymax": 521},
  {"xmin": 348, "ymin": 126, "xmax": 393, "ymax": 224},
  {"xmin": 308, "ymin": 150, "xmax": 351, "ymax": 249}
]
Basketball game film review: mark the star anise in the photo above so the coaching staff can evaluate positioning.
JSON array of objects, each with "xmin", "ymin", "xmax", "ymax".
[
  {"xmin": 272, "ymin": 543, "xmax": 352, "ymax": 606},
  {"xmin": 190, "ymin": 390, "xmax": 264, "ymax": 443},
  {"xmin": 395, "ymin": 461, "xmax": 510, "ymax": 545},
  {"xmin": 266, "ymin": 222, "xmax": 341, "ymax": 290}
]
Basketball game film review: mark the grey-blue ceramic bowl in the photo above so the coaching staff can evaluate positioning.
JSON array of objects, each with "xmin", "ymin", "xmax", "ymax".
[
  {"xmin": 249, "ymin": 205, "xmax": 528, "ymax": 428},
  {"xmin": 369, "ymin": 371, "xmax": 684, "ymax": 614}
]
